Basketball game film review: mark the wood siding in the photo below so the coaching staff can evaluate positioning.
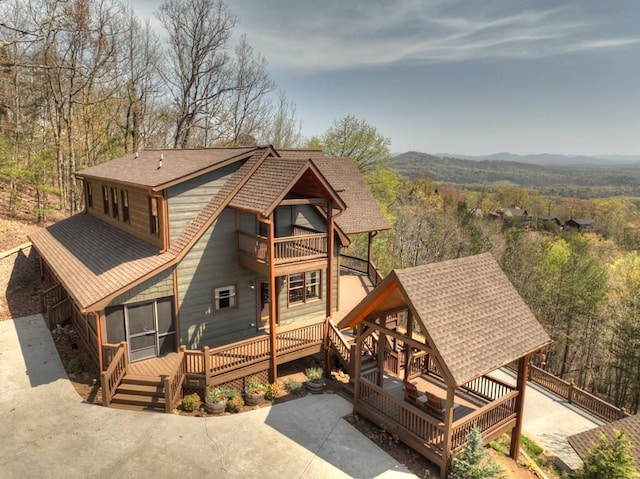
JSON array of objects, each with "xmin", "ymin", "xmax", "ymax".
[
  {"xmin": 167, "ymin": 163, "xmax": 242, "ymax": 244},
  {"xmin": 293, "ymin": 204, "xmax": 326, "ymax": 232},
  {"xmin": 107, "ymin": 269, "xmax": 174, "ymax": 307},
  {"xmin": 84, "ymin": 179, "xmax": 163, "ymax": 249},
  {"xmin": 177, "ymin": 208, "xmax": 258, "ymax": 349}
]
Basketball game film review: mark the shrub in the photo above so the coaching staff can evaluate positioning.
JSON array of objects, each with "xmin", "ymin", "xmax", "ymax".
[
  {"xmin": 450, "ymin": 426, "xmax": 504, "ymax": 479},
  {"xmin": 575, "ymin": 430, "xmax": 639, "ymax": 479},
  {"xmin": 226, "ymin": 395, "xmax": 244, "ymax": 413},
  {"xmin": 305, "ymin": 367, "xmax": 324, "ymax": 383},
  {"xmin": 206, "ymin": 387, "xmax": 228, "ymax": 404},
  {"xmin": 265, "ymin": 381, "xmax": 282, "ymax": 401},
  {"xmin": 245, "ymin": 376, "xmax": 267, "ymax": 394},
  {"xmin": 68, "ymin": 358, "xmax": 84, "ymax": 375},
  {"xmin": 180, "ymin": 393, "xmax": 201, "ymax": 412},
  {"xmin": 285, "ymin": 378, "xmax": 303, "ymax": 395}
]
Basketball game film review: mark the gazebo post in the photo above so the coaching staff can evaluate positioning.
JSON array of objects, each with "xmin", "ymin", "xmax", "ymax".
[
  {"xmin": 404, "ymin": 310, "xmax": 413, "ymax": 381},
  {"xmin": 353, "ymin": 323, "xmax": 364, "ymax": 411},
  {"xmin": 440, "ymin": 383, "xmax": 456, "ymax": 479},
  {"xmin": 510, "ymin": 354, "xmax": 530, "ymax": 460},
  {"xmin": 377, "ymin": 328, "xmax": 386, "ymax": 386}
]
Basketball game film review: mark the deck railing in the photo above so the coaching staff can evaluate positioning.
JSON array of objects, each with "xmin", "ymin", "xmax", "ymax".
[
  {"xmin": 340, "ymin": 253, "xmax": 383, "ymax": 286},
  {"xmin": 450, "ymin": 390, "xmax": 519, "ymax": 450},
  {"xmin": 237, "ymin": 230, "xmax": 328, "ymax": 265},
  {"xmin": 358, "ymin": 378, "xmax": 445, "ymax": 455},
  {"xmin": 327, "ymin": 321, "xmax": 351, "ymax": 365},
  {"xmin": 524, "ymin": 364, "xmax": 629, "ymax": 422},
  {"xmin": 163, "ymin": 348, "xmax": 186, "ymax": 413},
  {"xmin": 462, "ymin": 375, "xmax": 514, "ymax": 401},
  {"xmin": 277, "ymin": 321, "xmax": 324, "ymax": 354},
  {"xmin": 100, "ymin": 342, "xmax": 127, "ymax": 407}
]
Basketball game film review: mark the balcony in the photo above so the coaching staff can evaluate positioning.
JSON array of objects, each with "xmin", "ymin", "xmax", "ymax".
[{"xmin": 237, "ymin": 225, "xmax": 329, "ymax": 274}]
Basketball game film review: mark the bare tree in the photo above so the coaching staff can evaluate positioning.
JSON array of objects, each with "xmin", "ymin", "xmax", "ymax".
[
  {"xmin": 156, "ymin": 0, "xmax": 236, "ymax": 148},
  {"xmin": 261, "ymin": 90, "xmax": 302, "ymax": 148}
]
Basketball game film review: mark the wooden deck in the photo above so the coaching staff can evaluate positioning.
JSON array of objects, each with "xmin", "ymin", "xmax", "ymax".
[{"xmin": 127, "ymin": 353, "xmax": 180, "ymax": 378}]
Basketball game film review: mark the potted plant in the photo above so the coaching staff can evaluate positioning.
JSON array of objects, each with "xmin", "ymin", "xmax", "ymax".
[
  {"xmin": 244, "ymin": 376, "xmax": 267, "ymax": 406},
  {"xmin": 204, "ymin": 387, "xmax": 228, "ymax": 415},
  {"xmin": 305, "ymin": 366, "xmax": 326, "ymax": 393}
]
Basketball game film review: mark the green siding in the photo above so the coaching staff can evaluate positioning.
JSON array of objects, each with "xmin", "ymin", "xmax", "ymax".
[
  {"xmin": 108, "ymin": 269, "xmax": 174, "ymax": 307},
  {"xmin": 167, "ymin": 163, "xmax": 242, "ymax": 244},
  {"xmin": 293, "ymin": 204, "xmax": 326, "ymax": 232},
  {"xmin": 177, "ymin": 208, "xmax": 258, "ymax": 349}
]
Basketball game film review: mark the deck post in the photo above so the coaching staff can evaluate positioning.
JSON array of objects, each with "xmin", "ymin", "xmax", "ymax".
[
  {"xmin": 353, "ymin": 323, "xmax": 364, "ymax": 411},
  {"xmin": 267, "ymin": 214, "xmax": 278, "ymax": 383},
  {"xmin": 509, "ymin": 354, "xmax": 529, "ymax": 460},
  {"xmin": 203, "ymin": 346, "xmax": 211, "ymax": 388},
  {"xmin": 440, "ymin": 384, "xmax": 456, "ymax": 479},
  {"xmin": 377, "ymin": 330, "xmax": 386, "ymax": 386}
]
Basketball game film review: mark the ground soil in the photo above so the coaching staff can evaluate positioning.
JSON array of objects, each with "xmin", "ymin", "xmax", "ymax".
[{"xmin": 0, "ymin": 209, "xmax": 540, "ymax": 479}]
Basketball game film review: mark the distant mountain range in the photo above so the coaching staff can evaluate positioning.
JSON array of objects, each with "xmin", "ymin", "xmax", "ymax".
[
  {"xmin": 432, "ymin": 152, "xmax": 640, "ymax": 167},
  {"xmin": 388, "ymin": 151, "xmax": 640, "ymax": 198}
]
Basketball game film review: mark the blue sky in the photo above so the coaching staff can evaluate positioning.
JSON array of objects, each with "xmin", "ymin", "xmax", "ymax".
[{"xmin": 135, "ymin": 0, "xmax": 640, "ymax": 156}]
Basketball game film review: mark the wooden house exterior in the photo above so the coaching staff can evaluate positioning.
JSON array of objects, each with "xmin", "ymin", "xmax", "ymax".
[
  {"xmin": 30, "ymin": 146, "xmax": 389, "ymax": 411},
  {"xmin": 565, "ymin": 218, "xmax": 594, "ymax": 232},
  {"xmin": 334, "ymin": 253, "xmax": 551, "ymax": 478}
]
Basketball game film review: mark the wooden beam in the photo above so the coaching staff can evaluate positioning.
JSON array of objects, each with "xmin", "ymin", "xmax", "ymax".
[
  {"xmin": 361, "ymin": 318, "xmax": 433, "ymax": 354},
  {"xmin": 268, "ymin": 215, "xmax": 278, "ymax": 382},
  {"xmin": 279, "ymin": 198, "xmax": 327, "ymax": 206},
  {"xmin": 326, "ymin": 204, "xmax": 334, "ymax": 319},
  {"xmin": 353, "ymin": 323, "xmax": 364, "ymax": 412},
  {"xmin": 341, "ymin": 280, "xmax": 398, "ymax": 328},
  {"xmin": 441, "ymin": 385, "xmax": 456, "ymax": 479},
  {"xmin": 510, "ymin": 355, "xmax": 529, "ymax": 460}
]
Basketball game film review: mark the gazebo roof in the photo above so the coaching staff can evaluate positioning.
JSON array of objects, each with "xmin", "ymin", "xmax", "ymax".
[{"xmin": 338, "ymin": 253, "xmax": 551, "ymax": 386}]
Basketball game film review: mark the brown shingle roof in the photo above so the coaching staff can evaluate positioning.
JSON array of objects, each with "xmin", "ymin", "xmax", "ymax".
[
  {"xmin": 339, "ymin": 253, "xmax": 551, "ymax": 386},
  {"xmin": 314, "ymin": 157, "xmax": 390, "ymax": 234},
  {"xmin": 568, "ymin": 414, "xmax": 640, "ymax": 469},
  {"xmin": 29, "ymin": 214, "xmax": 174, "ymax": 310},
  {"xmin": 74, "ymin": 148, "xmax": 256, "ymax": 189}
]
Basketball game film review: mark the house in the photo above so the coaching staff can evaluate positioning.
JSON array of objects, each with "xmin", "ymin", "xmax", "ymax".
[
  {"xmin": 535, "ymin": 215, "xmax": 562, "ymax": 232},
  {"xmin": 568, "ymin": 414, "xmax": 640, "ymax": 471},
  {"xmin": 487, "ymin": 206, "xmax": 532, "ymax": 227},
  {"xmin": 30, "ymin": 146, "xmax": 389, "ymax": 410},
  {"xmin": 332, "ymin": 253, "xmax": 551, "ymax": 478},
  {"xmin": 565, "ymin": 218, "xmax": 594, "ymax": 232}
]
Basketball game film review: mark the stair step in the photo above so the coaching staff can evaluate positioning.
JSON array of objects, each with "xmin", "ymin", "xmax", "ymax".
[
  {"xmin": 121, "ymin": 375, "xmax": 164, "ymax": 387},
  {"xmin": 109, "ymin": 402, "xmax": 165, "ymax": 413},
  {"xmin": 111, "ymin": 392, "xmax": 166, "ymax": 408},
  {"xmin": 117, "ymin": 383, "xmax": 164, "ymax": 397}
]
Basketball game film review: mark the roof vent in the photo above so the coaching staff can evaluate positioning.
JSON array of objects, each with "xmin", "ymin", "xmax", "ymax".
[{"xmin": 158, "ymin": 154, "xmax": 163, "ymax": 169}]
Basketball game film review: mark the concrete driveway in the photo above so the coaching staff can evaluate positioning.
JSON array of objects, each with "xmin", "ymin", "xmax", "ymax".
[{"xmin": 0, "ymin": 315, "xmax": 415, "ymax": 479}]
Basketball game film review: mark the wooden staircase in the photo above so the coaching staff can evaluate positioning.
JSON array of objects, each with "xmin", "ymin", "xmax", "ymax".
[{"xmin": 110, "ymin": 375, "xmax": 166, "ymax": 412}]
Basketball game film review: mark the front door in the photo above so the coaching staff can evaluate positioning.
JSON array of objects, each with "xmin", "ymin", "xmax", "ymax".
[{"xmin": 126, "ymin": 301, "xmax": 158, "ymax": 362}]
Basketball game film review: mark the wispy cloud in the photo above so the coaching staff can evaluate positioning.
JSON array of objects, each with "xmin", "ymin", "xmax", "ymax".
[{"xmin": 229, "ymin": 0, "xmax": 640, "ymax": 72}]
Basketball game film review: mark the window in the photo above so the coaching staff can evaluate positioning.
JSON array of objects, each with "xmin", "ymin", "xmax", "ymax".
[
  {"xmin": 149, "ymin": 197, "xmax": 159, "ymax": 234},
  {"xmin": 288, "ymin": 270, "xmax": 321, "ymax": 305},
  {"xmin": 110, "ymin": 187, "xmax": 119, "ymax": 219},
  {"xmin": 214, "ymin": 285, "xmax": 237, "ymax": 311},
  {"xmin": 102, "ymin": 185, "xmax": 109, "ymax": 214},
  {"xmin": 121, "ymin": 190, "xmax": 129, "ymax": 223},
  {"xmin": 87, "ymin": 182, "xmax": 93, "ymax": 208}
]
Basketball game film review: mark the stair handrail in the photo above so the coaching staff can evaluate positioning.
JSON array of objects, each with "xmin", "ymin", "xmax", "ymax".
[
  {"xmin": 100, "ymin": 341, "xmax": 128, "ymax": 407},
  {"xmin": 163, "ymin": 347, "xmax": 186, "ymax": 413},
  {"xmin": 327, "ymin": 320, "xmax": 351, "ymax": 365}
]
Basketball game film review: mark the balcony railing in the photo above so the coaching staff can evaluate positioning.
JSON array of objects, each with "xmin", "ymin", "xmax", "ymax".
[{"xmin": 237, "ymin": 228, "xmax": 328, "ymax": 266}]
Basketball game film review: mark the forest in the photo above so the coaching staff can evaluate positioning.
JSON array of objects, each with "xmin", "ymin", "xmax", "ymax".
[{"xmin": 2, "ymin": 0, "xmax": 640, "ymax": 416}]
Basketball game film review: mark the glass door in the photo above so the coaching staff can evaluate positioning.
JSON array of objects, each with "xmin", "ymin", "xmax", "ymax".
[{"xmin": 126, "ymin": 302, "xmax": 158, "ymax": 362}]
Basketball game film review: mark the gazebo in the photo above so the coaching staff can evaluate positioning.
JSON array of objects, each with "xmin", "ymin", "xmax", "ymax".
[{"xmin": 337, "ymin": 253, "xmax": 551, "ymax": 478}]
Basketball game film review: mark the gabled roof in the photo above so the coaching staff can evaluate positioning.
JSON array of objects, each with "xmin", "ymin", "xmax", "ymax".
[
  {"xmin": 567, "ymin": 218, "xmax": 593, "ymax": 226},
  {"xmin": 568, "ymin": 414, "xmax": 640, "ymax": 470},
  {"xmin": 314, "ymin": 157, "xmax": 390, "ymax": 234},
  {"xmin": 74, "ymin": 147, "xmax": 257, "ymax": 190},
  {"xmin": 229, "ymin": 157, "xmax": 346, "ymax": 216},
  {"xmin": 338, "ymin": 253, "xmax": 551, "ymax": 386}
]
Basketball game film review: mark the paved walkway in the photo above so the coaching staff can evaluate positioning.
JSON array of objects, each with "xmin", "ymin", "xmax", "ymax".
[
  {"xmin": 0, "ymin": 314, "xmax": 415, "ymax": 479},
  {"xmin": 491, "ymin": 369, "xmax": 603, "ymax": 470}
]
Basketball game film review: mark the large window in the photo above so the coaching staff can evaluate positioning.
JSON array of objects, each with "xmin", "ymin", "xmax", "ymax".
[
  {"xmin": 121, "ymin": 189, "xmax": 130, "ymax": 223},
  {"xmin": 110, "ymin": 187, "xmax": 119, "ymax": 219},
  {"xmin": 288, "ymin": 270, "xmax": 321, "ymax": 305},
  {"xmin": 213, "ymin": 285, "xmax": 237, "ymax": 312},
  {"xmin": 149, "ymin": 197, "xmax": 159, "ymax": 234}
]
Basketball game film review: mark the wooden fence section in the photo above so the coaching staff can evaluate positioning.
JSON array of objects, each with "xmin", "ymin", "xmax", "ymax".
[
  {"xmin": 46, "ymin": 298, "xmax": 70, "ymax": 329},
  {"xmin": 69, "ymin": 302, "xmax": 99, "ymax": 366},
  {"xmin": 100, "ymin": 342, "xmax": 127, "ymax": 407},
  {"xmin": 40, "ymin": 283, "xmax": 65, "ymax": 315},
  {"xmin": 164, "ymin": 348, "xmax": 186, "ymax": 413},
  {"xmin": 450, "ymin": 390, "xmax": 519, "ymax": 450},
  {"xmin": 525, "ymin": 364, "xmax": 630, "ymax": 422},
  {"xmin": 339, "ymin": 254, "xmax": 383, "ymax": 286}
]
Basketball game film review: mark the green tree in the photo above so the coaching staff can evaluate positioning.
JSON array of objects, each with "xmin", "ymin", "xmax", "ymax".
[
  {"xmin": 575, "ymin": 431, "xmax": 639, "ymax": 479},
  {"xmin": 314, "ymin": 115, "xmax": 390, "ymax": 173},
  {"xmin": 450, "ymin": 427, "xmax": 504, "ymax": 479}
]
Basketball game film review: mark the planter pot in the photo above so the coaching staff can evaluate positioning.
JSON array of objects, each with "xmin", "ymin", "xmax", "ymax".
[
  {"xmin": 306, "ymin": 380, "xmax": 325, "ymax": 394},
  {"xmin": 204, "ymin": 399, "xmax": 227, "ymax": 415},
  {"xmin": 245, "ymin": 391, "xmax": 265, "ymax": 406}
]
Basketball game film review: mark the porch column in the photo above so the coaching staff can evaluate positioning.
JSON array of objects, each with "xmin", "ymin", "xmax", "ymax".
[
  {"xmin": 403, "ymin": 310, "xmax": 413, "ymax": 381},
  {"xmin": 267, "ymin": 214, "xmax": 278, "ymax": 382},
  {"xmin": 353, "ymin": 323, "xmax": 364, "ymax": 412},
  {"xmin": 324, "ymin": 203, "xmax": 334, "ymax": 376},
  {"xmin": 509, "ymin": 354, "xmax": 530, "ymax": 460},
  {"xmin": 441, "ymin": 384, "xmax": 456, "ymax": 479},
  {"xmin": 377, "ymin": 329, "xmax": 386, "ymax": 387}
]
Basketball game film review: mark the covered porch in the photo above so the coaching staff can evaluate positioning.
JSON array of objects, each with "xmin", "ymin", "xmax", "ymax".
[{"xmin": 337, "ymin": 253, "xmax": 551, "ymax": 478}]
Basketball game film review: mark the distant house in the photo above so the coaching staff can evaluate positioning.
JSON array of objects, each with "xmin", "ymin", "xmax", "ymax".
[
  {"xmin": 568, "ymin": 414, "xmax": 639, "ymax": 471},
  {"xmin": 536, "ymin": 215, "xmax": 562, "ymax": 232},
  {"xmin": 488, "ymin": 206, "xmax": 532, "ymax": 227},
  {"xmin": 565, "ymin": 218, "xmax": 594, "ymax": 232}
]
